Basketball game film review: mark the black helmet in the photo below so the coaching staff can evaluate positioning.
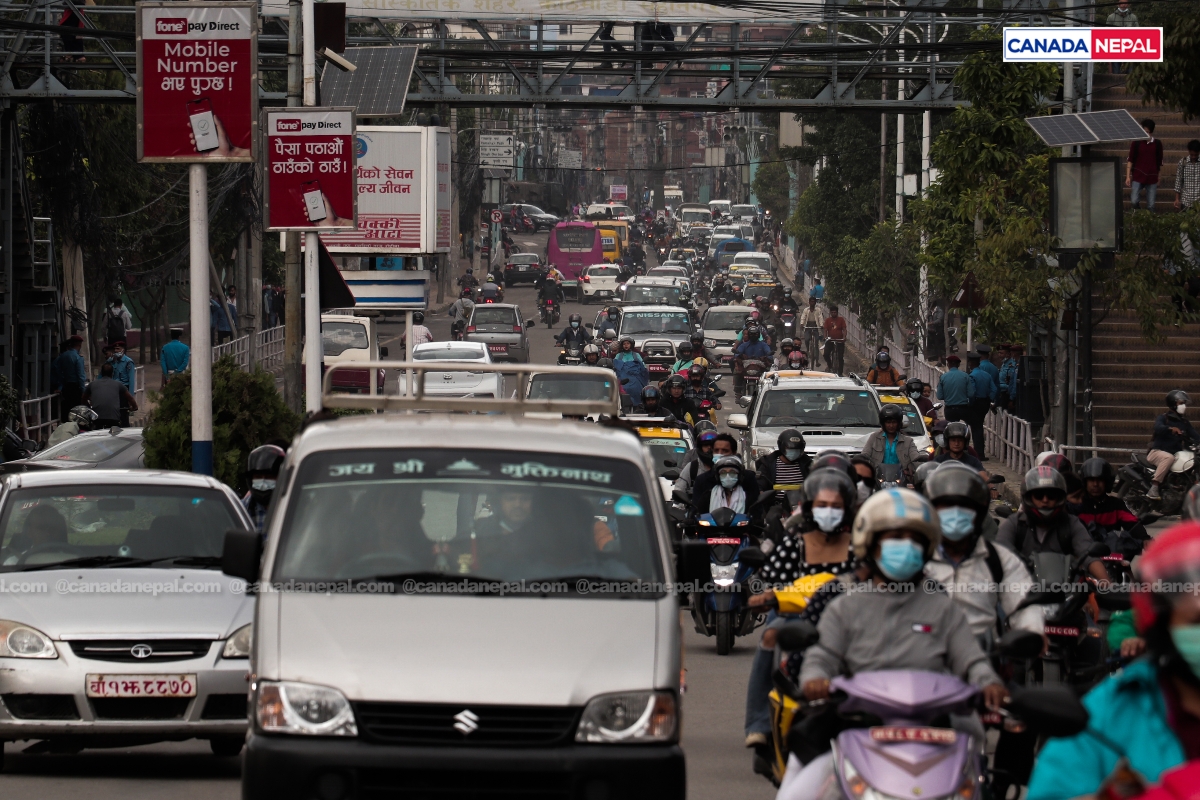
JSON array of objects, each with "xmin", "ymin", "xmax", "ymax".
[
  {"xmin": 1038, "ymin": 452, "xmax": 1074, "ymax": 474},
  {"xmin": 911, "ymin": 460, "xmax": 941, "ymax": 494},
  {"xmin": 68, "ymin": 405, "xmax": 99, "ymax": 429},
  {"xmin": 925, "ymin": 463, "xmax": 990, "ymax": 512},
  {"xmin": 607, "ymin": 306, "xmax": 621, "ymax": 318},
  {"xmin": 619, "ymin": 335, "xmax": 636, "ymax": 350},
  {"xmin": 943, "ymin": 421, "xmax": 971, "ymax": 444},
  {"xmin": 247, "ymin": 444, "xmax": 286, "ymax": 476},
  {"xmin": 688, "ymin": 364, "xmax": 707, "ymax": 382},
  {"xmin": 677, "ymin": 341, "xmax": 694, "ymax": 357},
  {"xmin": 569, "ymin": 313, "xmax": 583, "ymax": 326},
  {"xmin": 744, "ymin": 323, "xmax": 761, "ymax": 341},
  {"xmin": 779, "ymin": 338, "xmax": 794, "ymax": 353},
  {"xmin": 1079, "ymin": 457, "xmax": 1115, "ymax": 492},
  {"xmin": 640, "ymin": 385, "xmax": 661, "ymax": 407},
  {"xmin": 694, "ymin": 419, "xmax": 718, "ymax": 435},
  {"xmin": 413, "ymin": 311, "xmax": 425, "ymax": 324},
  {"xmin": 875, "ymin": 351, "xmax": 891, "ymax": 367},
  {"xmin": 878, "ymin": 403, "xmax": 904, "ymax": 427},
  {"xmin": 811, "ymin": 450, "xmax": 854, "ymax": 478},
  {"xmin": 777, "ymin": 428, "xmax": 806, "ymax": 453},
  {"xmin": 690, "ymin": 332, "xmax": 705, "ymax": 346},
  {"xmin": 788, "ymin": 467, "xmax": 857, "ymax": 533},
  {"xmin": 904, "ymin": 377, "xmax": 924, "ymax": 399},
  {"xmin": 664, "ymin": 374, "xmax": 687, "ymax": 391},
  {"xmin": 783, "ymin": 288, "xmax": 793, "ymax": 297},
  {"xmin": 1167, "ymin": 389, "xmax": 1191, "ymax": 408},
  {"xmin": 1021, "ymin": 466, "xmax": 1067, "ymax": 522}
]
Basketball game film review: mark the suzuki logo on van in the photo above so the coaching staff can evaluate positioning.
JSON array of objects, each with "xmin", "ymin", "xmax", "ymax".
[{"xmin": 453, "ymin": 709, "xmax": 479, "ymax": 735}]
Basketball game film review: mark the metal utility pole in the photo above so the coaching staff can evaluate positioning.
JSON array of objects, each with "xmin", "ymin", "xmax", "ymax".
[
  {"xmin": 189, "ymin": 164, "xmax": 212, "ymax": 474},
  {"xmin": 302, "ymin": 0, "xmax": 322, "ymax": 413},
  {"xmin": 283, "ymin": 0, "xmax": 303, "ymax": 412}
]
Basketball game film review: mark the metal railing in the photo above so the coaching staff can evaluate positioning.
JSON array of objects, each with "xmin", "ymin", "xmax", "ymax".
[
  {"xmin": 984, "ymin": 408, "xmax": 1038, "ymax": 475},
  {"xmin": 130, "ymin": 366, "xmax": 147, "ymax": 426},
  {"xmin": 1053, "ymin": 444, "xmax": 1143, "ymax": 465},
  {"xmin": 212, "ymin": 333, "xmax": 252, "ymax": 371},
  {"xmin": 19, "ymin": 393, "xmax": 58, "ymax": 444},
  {"xmin": 211, "ymin": 326, "xmax": 286, "ymax": 375}
]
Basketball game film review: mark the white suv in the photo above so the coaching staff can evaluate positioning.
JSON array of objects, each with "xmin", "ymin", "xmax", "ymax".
[{"xmin": 580, "ymin": 263, "xmax": 622, "ymax": 304}]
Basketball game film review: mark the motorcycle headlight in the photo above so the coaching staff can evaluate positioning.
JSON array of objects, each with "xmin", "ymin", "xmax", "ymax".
[
  {"xmin": 222, "ymin": 623, "xmax": 252, "ymax": 659},
  {"xmin": 710, "ymin": 562, "xmax": 739, "ymax": 586},
  {"xmin": 256, "ymin": 681, "xmax": 357, "ymax": 736},
  {"xmin": 0, "ymin": 620, "xmax": 57, "ymax": 659},
  {"xmin": 575, "ymin": 691, "xmax": 677, "ymax": 743}
]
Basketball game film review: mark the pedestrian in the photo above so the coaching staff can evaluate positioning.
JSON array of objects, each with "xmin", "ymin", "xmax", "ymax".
[
  {"xmin": 995, "ymin": 344, "xmax": 1016, "ymax": 410},
  {"xmin": 966, "ymin": 352, "xmax": 997, "ymax": 461},
  {"xmin": 210, "ymin": 291, "xmax": 236, "ymax": 345},
  {"xmin": 1126, "ymin": 120, "xmax": 1163, "ymax": 211},
  {"xmin": 809, "ymin": 278, "xmax": 824, "ymax": 302},
  {"xmin": 105, "ymin": 297, "xmax": 132, "ymax": 347},
  {"xmin": 107, "ymin": 340, "xmax": 137, "ymax": 427},
  {"xmin": 1105, "ymin": 0, "xmax": 1139, "ymax": 73},
  {"xmin": 926, "ymin": 300, "xmax": 946, "ymax": 363},
  {"xmin": 821, "ymin": 304, "xmax": 847, "ymax": 375},
  {"xmin": 161, "ymin": 327, "xmax": 190, "ymax": 383},
  {"xmin": 53, "ymin": 335, "xmax": 88, "ymax": 422},
  {"xmin": 82, "ymin": 362, "xmax": 138, "ymax": 429},
  {"xmin": 1175, "ymin": 140, "xmax": 1200, "ymax": 211},
  {"xmin": 974, "ymin": 343, "xmax": 1000, "ymax": 385},
  {"xmin": 936, "ymin": 354, "xmax": 975, "ymax": 430}
]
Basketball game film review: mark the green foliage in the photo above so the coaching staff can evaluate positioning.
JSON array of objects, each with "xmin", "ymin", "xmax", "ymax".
[
  {"xmin": 143, "ymin": 358, "xmax": 301, "ymax": 491},
  {"xmin": 0, "ymin": 373, "xmax": 19, "ymax": 426},
  {"xmin": 832, "ymin": 220, "xmax": 921, "ymax": 333},
  {"xmin": 1101, "ymin": 208, "xmax": 1200, "ymax": 338},
  {"xmin": 752, "ymin": 159, "xmax": 792, "ymax": 220},
  {"xmin": 1127, "ymin": 0, "xmax": 1200, "ymax": 120}
]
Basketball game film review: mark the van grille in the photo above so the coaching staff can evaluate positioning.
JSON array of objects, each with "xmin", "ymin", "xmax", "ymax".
[
  {"xmin": 91, "ymin": 698, "xmax": 191, "ymax": 720},
  {"xmin": 357, "ymin": 768, "xmax": 570, "ymax": 799},
  {"xmin": 353, "ymin": 702, "xmax": 580, "ymax": 747},
  {"xmin": 69, "ymin": 639, "xmax": 213, "ymax": 663}
]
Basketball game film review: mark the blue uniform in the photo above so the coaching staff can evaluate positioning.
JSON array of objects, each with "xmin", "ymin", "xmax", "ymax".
[
  {"xmin": 968, "ymin": 366, "xmax": 997, "ymax": 403},
  {"xmin": 161, "ymin": 339, "xmax": 190, "ymax": 380},
  {"xmin": 810, "ymin": 284, "xmax": 824, "ymax": 300},
  {"xmin": 977, "ymin": 359, "xmax": 1000, "ymax": 386},
  {"xmin": 935, "ymin": 368, "xmax": 975, "ymax": 407},
  {"xmin": 108, "ymin": 354, "xmax": 136, "ymax": 394},
  {"xmin": 997, "ymin": 358, "xmax": 1019, "ymax": 400},
  {"xmin": 54, "ymin": 348, "xmax": 87, "ymax": 387}
]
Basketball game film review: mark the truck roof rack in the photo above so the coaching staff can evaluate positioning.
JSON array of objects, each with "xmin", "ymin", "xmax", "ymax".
[{"xmin": 321, "ymin": 362, "xmax": 621, "ymax": 416}]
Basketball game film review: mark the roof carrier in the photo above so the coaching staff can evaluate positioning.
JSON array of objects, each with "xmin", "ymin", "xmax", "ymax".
[{"xmin": 321, "ymin": 362, "xmax": 621, "ymax": 416}]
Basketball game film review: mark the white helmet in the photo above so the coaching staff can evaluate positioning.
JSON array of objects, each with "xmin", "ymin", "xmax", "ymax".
[{"xmin": 851, "ymin": 488, "xmax": 942, "ymax": 560}]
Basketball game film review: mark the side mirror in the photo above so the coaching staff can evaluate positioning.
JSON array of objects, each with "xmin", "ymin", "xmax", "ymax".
[
  {"xmin": 996, "ymin": 629, "xmax": 1043, "ymax": 660},
  {"xmin": 663, "ymin": 459, "xmax": 678, "ymax": 468},
  {"xmin": 1007, "ymin": 685, "xmax": 1090, "ymax": 738},
  {"xmin": 711, "ymin": 374, "xmax": 723, "ymax": 383},
  {"xmin": 21, "ymin": 439, "xmax": 39, "ymax": 453},
  {"xmin": 222, "ymin": 528, "xmax": 263, "ymax": 584},
  {"xmin": 526, "ymin": 319, "xmax": 536, "ymax": 328},
  {"xmin": 662, "ymin": 469, "xmax": 681, "ymax": 481},
  {"xmin": 739, "ymin": 547, "xmax": 767, "ymax": 569},
  {"xmin": 737, "ymin": 396, "xmax": 752, "ymax": 408},
  {"xmin": 776, "ymin": 620, "xmax": 820, "ymax": 652},
  {"xmin": 379, "ymin": 346, "xmax": 389, "ymax": 358},
  {"xmin": 932, "ymin": 402, "xmax": 945, "ymax": 411},
  {"xmin": 994, "ymin": 505, "xmax": 1013, "ymax": 519},
  {"xmin": 988, "ymin": 474, "xmax": 1006, "ymax": 484},
  {"xmin": 726, "ymin": 413, "xmax": 749, "ymax": 430}
]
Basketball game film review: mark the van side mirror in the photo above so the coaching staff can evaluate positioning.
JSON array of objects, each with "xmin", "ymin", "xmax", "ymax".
[
  {"xmin": 21, "ymin": 439, "xmax": 39, "ymax": 453},
  {"xmin": 379, "ymin": 346, "xmax": 389, "ymax": 358},
  {"xmin": 222, "ymin": 529, "xmax": 263, "ymax": 584}
]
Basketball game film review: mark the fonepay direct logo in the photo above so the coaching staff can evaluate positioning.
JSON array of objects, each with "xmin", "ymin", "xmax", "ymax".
[
  {"xmin": 276, "ymin": 119, "xmax": 302, "ymax": 132},
  {"xmin": 1003, "ymin": 27, "xmax": 1163, "ymax": 62},
  {"xmin": 155, "ymin": 18, "xmax": 187, "ymax": 35}
]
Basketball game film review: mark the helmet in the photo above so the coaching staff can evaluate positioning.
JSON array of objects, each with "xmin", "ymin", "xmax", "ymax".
[
  {"xmin": 619, "ymin": 335, "xmax": 635, "ymax": 350},
  {"xmin": 905, "ymin": 377, "xmax": 924, "ymax": 399},
  {"xmin": 788, "ymin": 351, "xmax": 806, "ymax": 368},
  {"xmin": 640, "ymin": 385, "xmax": 661, "ymax": 407},
  {"xmin": 1079, "ymin": 457, "xmax": 1116, "ymax": 492},
  {"xmin": 779, "ymin": 338, "xmax": 794, "ymax": 353},
  {"xmin": 811, "ymin": 450, "xmax": 853, "ymax": 475},
  {"xmin": 943, "ymin": 421, "xmax": 971, "ymax": 445},
  {"xmin": 694, "ymin": 420, "xmax": 718, "ymax": 436},
  {"xmin": 582, "ymin": 344, "xmax": 601, "ymax": 362},
  {"xmin": 568, "ymin": 313, "xmax": 583, "ymax": 326},
  {"xmin": 690, "ymin": 333, "xmax": 705, "ymax": 347},
  {"xmin": 777, "ymin": 428, "xmax": 806, "ymax": 453},
  {"xmin": 852, "ymin": 488, "xmax": 942, "ymax": 560},
  {"xmin": 787, "ymin": 467, "xmax": 857, "ymax": 532},
  {"xmin": 413, "ymin": 311, "xmax": 425, "ymax": 324},
  {"xmin": 1021, "ymin": 466, "xmax": 1067, "ymax": 522},
  {"xmin": 693, "ymin": 357, "xmax": 710, "ymax": 368},
  {"xmin": 1167, "ymin": 389, "xmax": 1191, "ymax": 408},
  {"xmin": 878, "ymin": 404, "xmax": 904, "ymax": 427},
  {"xmin": 1036, "ymin": 453, "xmax": 1073, "ymax": 474},
  {"xmin": 783, "ymin": 288, "xmax": 793, "ymax": 298},
  {"xmin": 749, "ymin": 310, "xmax": 762, "ymax": 322},
  {"xmin": 911, "ymin": 460, "xmax": 941, "ymax": 494},
  {"xmin": 664, "ymin": 374, "xmax": 687, "ymax": 392},
  {"xmin": 68, "ymin": 405, "xmax": 99, "ymax": 428},
  {"xmin": 596, "ymin": 357, "xmax": 615, "ymax": 370},
  {"xmin": 875, "ymin": 351, "xmax": 891, "ymax": 367},
  {"xmin": 924, "ymin": 463, "xmax": 990, "ymax": 512},
  {"xmin": 677, "ymin": 342, "xmax": 694, "ymax": 357},
  {"xmin": 607, "ymin": 306, "xmax": 621, "ymax": 318},
  {"xmin": 466, "ymin": 268, "xmax": 473, "ymax": 274},
  {"xmin": 744, "ymin": 323, "xmax": 761, "ymax": 341},
  {"xmin": 714, "ymin": 455, "xmax": 744, "ymax": 475},
  {"xmin": 486, "ymin": 273, "xmax": 495, "ymax": 282},
  {"xmin": 1132, "ymin": 522, "xmax": 1200, "ymax": 633},
  {"xmin": 246, "ymin": 443, "xmax": 286, "ymax": 476},
  {"xmin": 688, "ymin": 364, "xmax": 707, "ymax": 382}
]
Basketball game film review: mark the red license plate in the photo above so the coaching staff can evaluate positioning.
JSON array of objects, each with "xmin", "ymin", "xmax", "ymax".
[
  {"xmin": 1045, "ymin": 625, "xmax": 1080, "ymax": 637},
  {"xmin": 705, "ymin": 537, "xmax": 742, "ymax": 545},
  {"xmin": 1102, "ymin": 554, "xmax": 1126, "ymax": 562},
  {"xmin": 980, "ymin": 712, "xmax": 1003, "ymax": 726},
  {"xmin": 487, "ymin": 344, "xmax": 508, "ymax": 352},
  {"xmin": 648, "ymin": 365, "xmax": 667, "ymax": 372},
  {"xmin": 869, "ymin": 727, "xmax": 957, "ymax": 744}
]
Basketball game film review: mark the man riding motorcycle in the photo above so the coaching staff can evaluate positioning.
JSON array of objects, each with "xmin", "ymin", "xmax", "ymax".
[
  {"xmin": 733, "ymin": 323, "xmax": 772, "ymax": 396},
  {"xmin": 581, "ymin": 344, "xmax": 602, "ymax": 367},
  {"xmin": 774, "ymin": 338, "xmax": 797, "ymax": 370},
  {"xmin": 479, "ymin": 274, "xmax": 504, "ymax": 303},
  {"xmin": 47, "ymin": 404, "xmax": 99, "ymax": 447},
  {"xmin": 659, "ymin": 374, "xmax": 700, "ymax": 426},
  {"xmin": 865, "ymin": 351, "xmax": 904, "ymax": 387},
  {"xmin": 684, "ymin": 363, "xmax": 723, "ymax": 421},
  {"xmin": 456, "ymin": 268, "xmax": 479, "ymax": 290},
  {"xmin": 669, "ymin": 341, "xmax": 696, "ymax": 375},
  {"xmin": 596, "ymin": 306, "xmax": 621, "ymax": 339},
  {"xmin": 776, "ymin": 288, "xmax": 800, "ymax": 317},
  {"xmin": 555, "ymin": 314, "xmax": 592, "ymax": 364},
  {"xmin": 862, "ymin": 404, "xmax": 921, "ymax": 476},
  {"xmin": 632, "ymin": 384, "xmax": 667, "ymax": 416},
  {"xmin": 242, "ymin": 443, "xmax": 286, "ymax": 533},
  {"xmin": 692, "ymin": 452, "xmax": 760, "ymax": 516},
  {"xmin": 1145, "ymin": 389, "xmax": 1198, "ymax": 500},
  {"xmin": 1076, "ymin": 457, "xmax": 1151, "ymax": 559}
]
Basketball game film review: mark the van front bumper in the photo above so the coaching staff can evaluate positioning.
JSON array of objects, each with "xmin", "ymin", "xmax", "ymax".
[{"xmin": 244, "ymin": 733, "xmax": 685, "ymax": 800}]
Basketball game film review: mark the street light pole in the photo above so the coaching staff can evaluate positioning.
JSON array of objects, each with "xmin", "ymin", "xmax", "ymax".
[{"xmin": 302, "ymin": 0, "xmax": 322, "ymax": 413}]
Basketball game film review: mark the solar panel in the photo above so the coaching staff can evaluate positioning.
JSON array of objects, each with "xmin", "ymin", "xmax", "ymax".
[
  {"xmin": 1078, "ymin": 109, "xmax": 1149, "ymax": 143},
  {"xmin": 321, "ymin": 47, "xmax": 418, "ymax": 117},
  {"xmin": 1025, "ymin": 115, "xmax": 1098, "ymax": 147}
]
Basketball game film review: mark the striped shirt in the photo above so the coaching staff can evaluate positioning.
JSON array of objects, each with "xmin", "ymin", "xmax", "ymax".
[
  {"xmin": 774, "ymin": 456, "xmax": 805, "ymax": 501},
  {"xmin": 1177, "ymin": 156, "xmax": 1200, "ymax": 209}
]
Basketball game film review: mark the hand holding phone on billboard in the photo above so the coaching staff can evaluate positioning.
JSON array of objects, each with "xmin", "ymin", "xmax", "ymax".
[
  {"xmin": 301, "ymin": 181, "xmax": 328, "ymax": 222},
  {"xmin": 185, "ymin": 101, "xmax": 250, "ymax": 158}
]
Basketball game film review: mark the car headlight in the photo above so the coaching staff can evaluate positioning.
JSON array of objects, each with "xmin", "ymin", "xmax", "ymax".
[
  {"xmin": 0, "ymin": 620, "xmax": 57, "ymax": 659},
  {"xmin": 256, "ymin": 681, "xmax": 358, "ymax": 737},
  {"xmin": 575, "ymin": 691, "xmax": 677, "ymax": 743},
  {"xmin": 752, "ymin": 446, "xmax": 774, "ymax": 461},
  {"xmin": 222, "ymin": 623, "xmax": 252, "ymax": 659},
  {"xmin": 710, "ymin": 562, "xmax": 739, "ymax": 586},
  {"xmin": 703, "ymin": 338, "xmax": 717, "ymax": 348}
]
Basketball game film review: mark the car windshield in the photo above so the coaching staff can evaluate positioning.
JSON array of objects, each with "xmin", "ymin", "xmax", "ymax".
[
  {"xmin": 588, "ymin": 266, "xmax": 620, "ymax": 277},
  {"xmin": 714, "ymin": 227, "xmax": 740, "ymax": 237},
  {"xmin": 746, "ymin": 284, "xmax": 775, "ymax": 299},
  {"xmin": 509, "ymin": 254, "xmax": 539, "ymax": 265},
  {"xmin": 624, "ymin": 286, "xmax": 684, "ymax": 306},
  {"xmin": 471, "ymin": 307, "xmax": 517, "ymax": 325},
  {"xmin": 681, "ymin": 210, "xmax": 711, "ymax": 223},
  {"xmin": 703, "ymin": 308, "xmax": 752, "ymax": 330},
  {"xmin": 621, "ymin": 310, "xmax": 691, "ymax": 334},
  {"xmin": 274, "ymin": 449, "xmax": 662, "ymax": 589},
  {"xmin": 0, "ymin": 486, "xmax": 240, "ymax": 570},
  {"xmin": 528, "ymin": 374, "xmax": 616, "ymax": 401},
  {"xmin": 31, "ymin": 435, "xmax": 137, "ymax": 464},
  {"xmin": 413, "ymin": 348, "xmax": 486, "ymax": 361},
  {"xmin": 648, "ymin": 268, "xmax": 685, "ymax": 277},
  {"xmin": 323, "ymin": 322, "xmax": 368, "ymax": 357},
  {"xmin": 555, "ymin": 227, "xmax": 596, "ymax": 251},
  {"xmin": 755, "ymin": 389, "xmax": 879, "ymax": 428},
  {"xmin": 642, "ymin": 437, "xmax": 692, "ymax": 471},
  {"xmin": 732, "ymin": 205, "xmax": 756, "ymax": 217},
  {"xmin": 525, "ymin": 206, "xmax": 547, "ymax": 215}
]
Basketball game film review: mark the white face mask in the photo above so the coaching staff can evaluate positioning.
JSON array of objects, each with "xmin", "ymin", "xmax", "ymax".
[
  {"xmin": 811, "ymin": 506, "xmax": 844, "ymax": 533},
  {"xmin": 719, "ymin": 472, "xmax": 739, "ymax": 489},
  {"xmin": 1178, "ymin": 404, "xmax": 1188, "ymax": 415},
  {"xmin": 251, "ymin": 478, "xmax": 276, "ymax": 493}
]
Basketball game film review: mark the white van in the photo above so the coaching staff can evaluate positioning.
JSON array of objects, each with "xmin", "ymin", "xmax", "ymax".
[
  {"xmin": 303, "ymin": 314, "xmax": 387, "ymax": 394},
  {"xmin": 223, "ymin": 364, "xmax": 685, "ymax": 800}
]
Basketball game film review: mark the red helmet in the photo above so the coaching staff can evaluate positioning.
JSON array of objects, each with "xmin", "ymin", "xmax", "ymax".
[
  {"xmin": 788, "ymin": 350, "xmax": 806, "ymax": 368},
  {"xmin": 1132, "ymin": 521, "xmax": 1200, "ymax": 632}
]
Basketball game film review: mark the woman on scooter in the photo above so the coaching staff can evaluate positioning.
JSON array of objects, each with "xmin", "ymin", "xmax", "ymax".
[{"xmin": 1028, "ymin": 521, "xmax": 1200, "ymax": 800}]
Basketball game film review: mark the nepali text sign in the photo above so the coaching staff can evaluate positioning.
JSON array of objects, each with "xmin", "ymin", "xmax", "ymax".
[
  {"xmin": 1002, "ymin": 27, "xmax": 1163, "ymax": 62},
  {"xmin": 610, "ymin": 184, "xmax": 629, "ymax": 202},
  {"xmin": 264, "ymin": 108, "xmax": 357, "ymax": 231},
  {"xmin": 137, "ymin": 2, "xmax": 257, "ymax": 162}
]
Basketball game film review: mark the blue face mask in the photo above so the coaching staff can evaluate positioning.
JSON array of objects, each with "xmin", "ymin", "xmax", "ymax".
[
  {"xmin": 784, "ymin": 448, "xmax": 803, "ymax": 462},
  {"xmin": 571, "ymin": 321, "xmax": 580, "ymax": 329},
  {"xmin": 938, "ymin": 507, "xmax": 977, "ymax": 541},
  {"xmin": 1171, "ymin": 625, "xmax": 1200, "ymax": 678},
  {"xmin": 877, "ymin": 539, "xmax": 926, "ymax": 581},
  {"xmin": 719, "ymin": 472, "xmax": 739, "ymax": 489}
]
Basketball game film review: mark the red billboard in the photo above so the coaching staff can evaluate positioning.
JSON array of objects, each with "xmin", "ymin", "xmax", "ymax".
[
  {"xmin": 264, "ymin": 108, "xmax": 357, "ymax": 232},
  {"xmin": 137, "ymin": 2, "xmax": 257, "ymax": 163}
]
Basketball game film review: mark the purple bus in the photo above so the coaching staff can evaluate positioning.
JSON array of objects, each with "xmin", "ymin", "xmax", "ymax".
[{"xmin": 547, "ymin": 222, "xmax": 604, "ymax": 296}]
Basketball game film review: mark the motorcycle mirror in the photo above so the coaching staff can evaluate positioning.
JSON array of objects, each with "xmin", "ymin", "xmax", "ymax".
[
  {"xmin": 1007, "ymin": 685, "xmax": 1090, "ymax": 738},
  {"xmin": 994, "ymin": 504, "xmax": 1012, "ymax": 519},
  {"xmin": 663, "ymin": 459, "xmax": 678, "ymax": 468},
  {"xmin": 671, "ymin": 488, "xmax": 690, "ymax": 504},
  {"xmin": 776, "ymin": 620, "xmax": 820, "ymax": 652},
  {"xmin": 526, "ymin": 319, "xmax": 536, "ymax": 327},
  {"xmin": 21, "ymin": 439, "xmax": 40, "ymax": 453},
  {"xmin": 987, "ymin": 474, "xmax": 1006, "ymax": 484},
  {"xmin": 738, "ymin": 396, "xmax": 752, "ymax": 408},
  {"xmin": 620, "ymin": 378, "xmax": 630, "ymax": 385},
  {"xmin": 661, "ymin": 469, "xmax": 681, "ymax": 481},
  {"xmin": 379, "ymin": 346, "xmax": 389, "ymax": 358},
  {"xmin": 711, "ymin": 374, "xmax": 723, "ymax": 383},
  {"xmin": 932, "ymin": 402, "xmax": 945, "ymax": 410},
  {"xmin": 995, "ymin": 629, "xmax": 1043, "ymax": 660},
  {"xmin": 739, "ymin": 547, "xmax": 767, "ymax": 569}
]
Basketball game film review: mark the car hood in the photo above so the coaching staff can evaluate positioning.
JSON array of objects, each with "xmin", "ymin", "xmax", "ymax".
[
  {"xmin": 0, "ymin": 568, "xmax": 252, "ymax": 639},
  {"xmin": 272, "ymin": 594, "xmax": 659, "ymax": 705},
  {"xmin": 751, "ymin": 425, "xmax": 877, "ymax": 455}
]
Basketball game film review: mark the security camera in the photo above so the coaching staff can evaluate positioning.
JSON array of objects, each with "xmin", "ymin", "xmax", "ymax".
[{"xmin": 321, "ymin": 48, "xmax": 357, "ymax": 72}]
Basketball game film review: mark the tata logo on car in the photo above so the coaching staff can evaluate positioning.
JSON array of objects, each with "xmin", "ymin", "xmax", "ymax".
[
  {"xmin": 155, "ymin": 18, "xmax": 188, "ymax": 35},
  {"xmin": 130, "ymin": 643, "xmax": 154, "ymax": 659},
  {"xmin": 1002, "ymin": 27, "xmax": 1163, "ymax": 62}
]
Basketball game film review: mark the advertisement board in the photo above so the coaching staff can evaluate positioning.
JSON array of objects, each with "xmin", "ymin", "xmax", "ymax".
[
  {"xmin": 610, "ymin": 184, "xmax": 628, "ymax": 202},
  {"xmin": 137, "ymin": 2, "xmax": 257, "ymax": 163},
  {"xmin": 1002, "ymin": 27, "xmax": 1163, "ymax": 62},
  {"xmin": 264, "ymin": 108, "xmax": 357, "ymax": 231},
  {"xmin": 320, "ymin": 126, "xmax": 450, "ymax": 254}
]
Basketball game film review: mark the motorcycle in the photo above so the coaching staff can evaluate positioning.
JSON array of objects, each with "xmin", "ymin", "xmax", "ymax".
[
  {"xmin": 677, "ymin": 505, "xmax": 767, "ymax": 655},
  {"xmin": 558, "ymin": 344, "xmax": 584, "ymax": 366},
  {"xmin": 450, "ymin": 319, "xmax": 466, "ymax": 341},
  {"xmin": 1116, "ymin": 441, "xmax": 1200, "ymax": 517},
  {"xmin": 734, "ymin": 356, "xmax": 770, "ymax": 398},
  {"xmin": 540, "ymin": 298, "xmax": 561, "ymax": 328},
  {"xmin": 778, "ymin": 312, "xmax": 797, "ymax": 339},
  {"xmin": 875, "ymin": 463, "xmax": 904, "ymax": 489},
  {"xmin": 695, "ymin": 375, "xmax": 726, "ymax": 422}
]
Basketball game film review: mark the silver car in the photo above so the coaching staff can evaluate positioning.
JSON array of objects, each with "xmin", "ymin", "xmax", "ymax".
[
  {"xmin": 0, "ymin": 470, "xmax": 255, "ymax": 758},
  {"xmin": 2, "ymin": 428, "xmax": 145, "ymax": 474},
  {"xmin": 463, "ymin": 303, "xmax": 534, "ymax": 363}
]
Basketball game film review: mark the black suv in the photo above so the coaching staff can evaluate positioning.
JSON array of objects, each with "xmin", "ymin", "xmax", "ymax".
[
  {"xmin": 499, "ymin": 204, "xmax": 560, "ymax": 232},
  {"xmin": 503, "ymin": 253, "xmax": 547, "ymax": 285}
]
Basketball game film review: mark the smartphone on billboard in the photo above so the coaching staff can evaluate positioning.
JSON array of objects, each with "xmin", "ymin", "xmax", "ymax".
[
  {"xmin": 187, "ymin": 98, "xmax": 220, "ymax": 153},
  {"xmin": 301, "ymin": 181, "xmax": 328, "ymax": 222}
]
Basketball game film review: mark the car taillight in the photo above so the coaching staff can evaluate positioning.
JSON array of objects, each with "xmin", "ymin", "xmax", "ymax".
[
  {"xmin": 466, "ymin": 325, "xmax": 476, "ymax": 332},
  {"xmin": 512, "ymin": 325, "xmax": 522, "ymax": 332},
  {"xmin": 583, "ymin": 275, "xmax": 591, "ymax": 283}
]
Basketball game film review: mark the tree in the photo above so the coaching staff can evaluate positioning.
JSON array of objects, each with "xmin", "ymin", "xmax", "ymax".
[
  {"xmin": 1127, "ymin": 1, "xmax": 1200, "ymax": 120},
  {"xmin": 752, "ymin": 159, "xmax": 791, "ymax": 219}
]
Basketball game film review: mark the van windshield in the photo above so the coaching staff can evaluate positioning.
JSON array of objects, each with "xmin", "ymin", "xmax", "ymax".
[
  {"xmin": 323, "ymin": 322, "xmax": 368, "ymax": 357},
  {"xmin": 275, "ymin": 449, "xmax": 663, "ymax": 592},
  {"xmin": 681, "ymin": 210, "xmax": 711, "ymax": 224},
  {"xmin": 755, "ymin": 389, "xmax": 879, "ymax": 428}
]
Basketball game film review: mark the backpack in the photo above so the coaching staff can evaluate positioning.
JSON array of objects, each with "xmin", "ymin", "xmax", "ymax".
[
  {"xmin": 106, "ymin": 310, "xmax": 125, "ymax": 343},
  {"xmin": 1008, "ymin": 514, "xmax": 1076, "ymax": 566}
]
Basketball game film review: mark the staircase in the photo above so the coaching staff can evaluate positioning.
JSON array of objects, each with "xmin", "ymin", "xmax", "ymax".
[{"xmin": 1087, "ymin": 74, "xmax": 1200, "ymax": 450}]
